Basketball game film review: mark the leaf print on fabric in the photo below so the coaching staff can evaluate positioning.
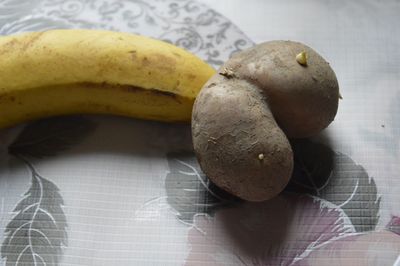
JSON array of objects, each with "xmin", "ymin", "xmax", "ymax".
[
  {"xmin": 1, "ymin": 157, "xmax": 67, "ymax": 266},
  {"xmin": 1, "ymin": 116, "xmax": 93, "ymax": 265},
  {"xmin": 165, "ymin": 151, "xmax": 237, "ymax": 224},
  {"xmin": 8, "ymin": 116, "xmax": 96, "ymax": 158},
  {"xmin": 287, "ymin": 139, "xmax": 381, "ymax": 232},
  {"xmin": 185, "ymin": 194, "xmax": 355, "ymax": 266},
  {"xmin": 133, "ymin": 196, "xmax": 172, "ymax": 222}
]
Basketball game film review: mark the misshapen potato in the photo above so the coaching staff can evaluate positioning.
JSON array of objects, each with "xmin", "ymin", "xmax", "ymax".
[
  {"xmin": 192, "ymin": 41, "xmax": 339, "ymax": 201},
  {"xmin": 192, "ymin": 78, "xmax": 293, "ymax": 201}
]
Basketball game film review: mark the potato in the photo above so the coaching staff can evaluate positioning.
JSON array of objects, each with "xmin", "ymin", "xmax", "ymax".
[
  {"xmin": 192, "ymin": 78, "xmax": 293, "ymax": 201},
  {"xmin": 223, "ymin": 41, "xmax": 339, "ymax": 137},
  {"xmin": 192, "ymin": 41, "xmax": 339, "ymax": 201}
]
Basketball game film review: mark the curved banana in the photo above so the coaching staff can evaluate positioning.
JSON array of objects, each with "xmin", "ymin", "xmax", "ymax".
[{"xmin": 0, "ymin": 29, "xmax": 216, "ymax": 128}]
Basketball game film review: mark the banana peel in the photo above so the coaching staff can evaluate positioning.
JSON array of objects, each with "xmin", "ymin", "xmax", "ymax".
[{"xmin": 0, "ymin": 29, "xmax": 216, "ymax": 128}]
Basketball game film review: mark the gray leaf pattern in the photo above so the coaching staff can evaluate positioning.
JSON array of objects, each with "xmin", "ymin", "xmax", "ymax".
[
  {"xmin": 287, "ymin": 139, "xmax": 381, "ymax": 232},
  {"xmin": 8, "ymin": 116, "xmax": 96, "ymax": 158},
  {"xmin": 1, "ymin": 157, "xmax": 67, "ymax": 266},
  {"xmin": 318, "ymin": 153, "xmax": 381, "ymax": 232},
  {"xmin": 165, "ymin": 151, "xmax": 237, "ymax": 224}
]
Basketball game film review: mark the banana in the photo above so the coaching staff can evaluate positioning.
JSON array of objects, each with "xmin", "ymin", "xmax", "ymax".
[{"xmin": 0, "ymin": 29, "xmax": 216, "ymax": 128}]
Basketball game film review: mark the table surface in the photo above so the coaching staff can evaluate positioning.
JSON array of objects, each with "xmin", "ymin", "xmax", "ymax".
[{"xmin": 0, "ymin": 0, "xmax": 400, "ymax": 265}]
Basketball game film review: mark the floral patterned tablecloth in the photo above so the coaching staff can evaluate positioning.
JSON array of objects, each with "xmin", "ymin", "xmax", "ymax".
[{"xmin": 0, "ymin": 0, "xmax": 399, "ymax": 265}]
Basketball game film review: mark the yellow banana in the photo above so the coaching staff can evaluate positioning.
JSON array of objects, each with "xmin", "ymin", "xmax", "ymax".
[{"xmin": 0, "ymin": 29, "xmax": 216, "ymax": 128}]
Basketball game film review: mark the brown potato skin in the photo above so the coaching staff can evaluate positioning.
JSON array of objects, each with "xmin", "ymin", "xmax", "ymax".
[
  {"xmin": 192, "ymin": 40, "xmax": 339, "ymax": 201},
  {"xmin": 224, "ymin": 40, "xmax": 339, "ymax": 138},
  {"xmin": 192, "ymin": 77, "xmax": 293, "ymax": 201}
]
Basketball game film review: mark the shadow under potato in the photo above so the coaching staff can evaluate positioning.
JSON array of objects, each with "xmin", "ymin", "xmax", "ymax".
[
  {"xmin": 286, "ymin": 136, "xmax": 335, "ymax": 194},
  {"xmin": 286, "ymin": 136, "xmax": 380, "ymax": 233},
  {"xmin": 216, "ymin": 197, "xmax": 296, "ymax": 260}
]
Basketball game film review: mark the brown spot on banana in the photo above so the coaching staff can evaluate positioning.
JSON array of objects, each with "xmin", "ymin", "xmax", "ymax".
[
  {"xmin": 186, "ymin": 74, "xmax": 197, "ymax": 80},
  {"xmin": 21, "ymin": 32, "xmax": 45, "ymax": 51},
  {"xmin": 129, "ymin": 50, "xmax": 137, "ymax": 60}
]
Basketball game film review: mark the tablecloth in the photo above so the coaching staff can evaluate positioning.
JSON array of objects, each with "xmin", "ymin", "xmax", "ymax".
[{"xmin": 0, "ymin": 0, "xmax": 399, "ymax": 265}]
